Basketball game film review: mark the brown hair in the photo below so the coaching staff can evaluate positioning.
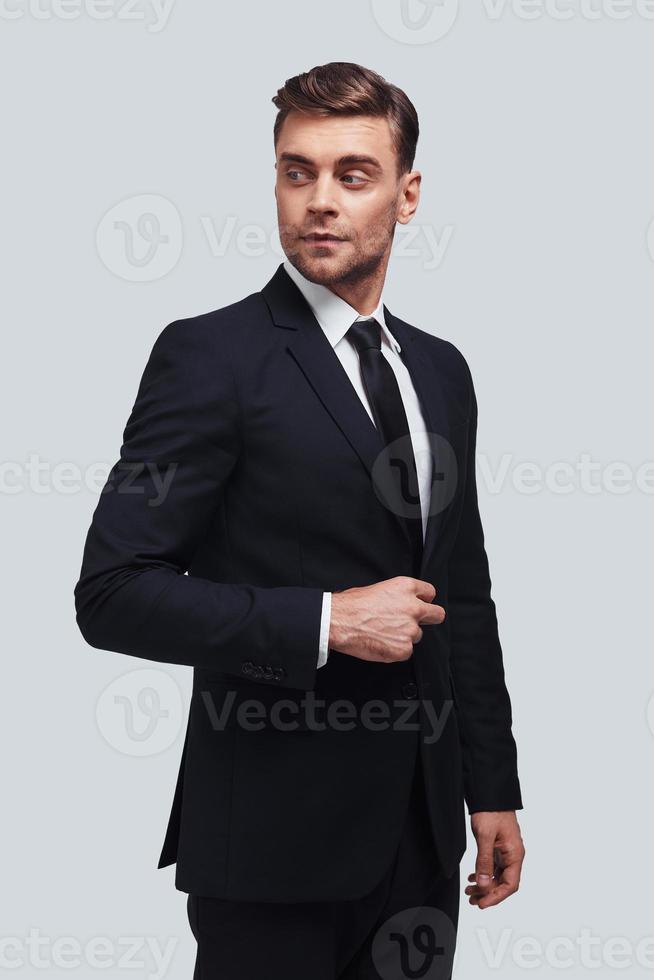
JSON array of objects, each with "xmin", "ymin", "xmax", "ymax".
[{"xmin": 272, "ymin": 62, "xmax": 419, "ymax": 177}]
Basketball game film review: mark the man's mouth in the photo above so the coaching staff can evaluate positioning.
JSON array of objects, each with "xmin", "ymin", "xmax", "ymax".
[{"xmin": 302, "ymin": 233, "xmax": 346, "ymax": 248}]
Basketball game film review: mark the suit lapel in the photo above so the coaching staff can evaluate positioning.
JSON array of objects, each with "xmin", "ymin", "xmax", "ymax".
[
  {"xmin": 261, "ymin": 262, "xmax": 387, "ymax": 473},
  {"xmin": 260, "ymin": 263, "xmax": 450, "ymax": 572},
  {"xmin": 382, "ymin": 307, "xmax": 452, "ymax": 576}
]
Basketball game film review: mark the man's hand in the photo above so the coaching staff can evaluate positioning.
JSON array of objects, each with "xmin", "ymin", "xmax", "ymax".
[
  {"xmin": 465, "ymin": 811, "xmax": 525, "ymax": 909},
  {"xmin": 328, "ymin": 575, "xmax": 445, "ymax": 663}
]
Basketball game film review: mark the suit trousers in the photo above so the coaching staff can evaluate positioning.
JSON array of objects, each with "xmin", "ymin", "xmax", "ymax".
[{"xmin": 186, "ymin": 750, "xmax": 460, "ymax": 979}]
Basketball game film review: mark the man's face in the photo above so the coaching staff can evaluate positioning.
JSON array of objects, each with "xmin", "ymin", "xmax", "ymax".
[{"xmin": 274, "ymin": 112, "xmax": 419, "ymax": 287}]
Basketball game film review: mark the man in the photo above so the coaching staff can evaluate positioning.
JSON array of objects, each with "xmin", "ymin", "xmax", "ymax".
[{"xmin": 74, "ymin": 62, "xmax": 524, "ymax": 979}]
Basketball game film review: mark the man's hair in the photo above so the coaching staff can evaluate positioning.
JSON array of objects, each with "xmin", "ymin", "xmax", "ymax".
[{"xmin": 272, "ymin": 62, "xmax": 419, "ymax": 177}]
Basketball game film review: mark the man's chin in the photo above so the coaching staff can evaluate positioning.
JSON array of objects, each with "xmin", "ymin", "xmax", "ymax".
[{"xmin": 287, "ymin": 249, "xmax": 349, "ymax": 286}]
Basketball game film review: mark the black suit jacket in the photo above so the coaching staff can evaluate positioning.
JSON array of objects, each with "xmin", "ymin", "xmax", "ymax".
[{"xmin": 74, "ymin": 262, "xmax": 522, "ymax": 902}]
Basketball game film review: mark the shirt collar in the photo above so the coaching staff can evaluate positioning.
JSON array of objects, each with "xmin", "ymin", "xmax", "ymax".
[{"xmin": 282, "ymin": 259, "xmax": 402, "ymax": 354}]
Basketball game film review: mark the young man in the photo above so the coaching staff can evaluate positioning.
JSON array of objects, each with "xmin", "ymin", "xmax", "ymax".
[{"xmin": 75, "ymin": 62, "xmax": 524, "ymax": 979}]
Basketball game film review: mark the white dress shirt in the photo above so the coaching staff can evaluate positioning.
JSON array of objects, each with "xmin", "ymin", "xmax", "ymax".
[{"xmin": 282, "ymin": 259, "xmax": 433, "ymax": 669}]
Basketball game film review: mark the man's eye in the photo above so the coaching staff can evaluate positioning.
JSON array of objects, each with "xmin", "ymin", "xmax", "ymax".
[
  {"xmin": 341, "ymin": 174, "xmax": 367, "ymax": 186},
  {"xmin": 287, "ymin": 170, "xmax": 307, "ymax": 181}
]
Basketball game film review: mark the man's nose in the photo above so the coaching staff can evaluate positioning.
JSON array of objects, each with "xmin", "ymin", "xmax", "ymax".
[{"xmin": 306, "ymin": 175, "xmax": 339, "ymax": 216}]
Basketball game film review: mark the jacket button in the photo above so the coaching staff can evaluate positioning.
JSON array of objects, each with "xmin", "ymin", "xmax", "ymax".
[{"xmin": 402, "ymin": 682, "xmax": 418, "ymax": 700}]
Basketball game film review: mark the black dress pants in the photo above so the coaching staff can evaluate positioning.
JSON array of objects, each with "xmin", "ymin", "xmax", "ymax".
[{"xmin": 186, "ymin": 752, "xmax": 460, "ymax": 979}]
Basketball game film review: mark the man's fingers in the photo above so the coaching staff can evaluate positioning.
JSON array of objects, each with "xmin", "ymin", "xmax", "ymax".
[
  {"xmin": 416, "ymin": 600, "xmax": 445, "ymax": 625},
  {"xmin": 466, "ymin": 858, "xmax": 522, "ymax": 908},
  {"xmin": 469, "ymin": 882, "xmax": 514, "ymax": 908},
  {"xmin": 411, "ymin": 578, "xmax": 437, "ymax": 603},
  {"xmin": 495, "ymin": 858, "xmax": 522, "ymax": 895},
  {"xmin": 469, "ymin": 876, "xmax": 519, "ymax": 909},
  {"xmin": 475, "ymin": 835, "xmax": 496, "ymax": 891}
]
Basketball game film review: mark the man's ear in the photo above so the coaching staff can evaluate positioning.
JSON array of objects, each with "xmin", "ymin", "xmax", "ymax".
[{"xmin": 397, "ymin": 170, "xmax": 421, "ymax": 225}]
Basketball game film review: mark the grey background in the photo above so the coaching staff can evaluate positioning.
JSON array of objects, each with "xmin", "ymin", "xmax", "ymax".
[{"xmin": 2, "ymin": 1, "xmax": 653, "ymax": 976}]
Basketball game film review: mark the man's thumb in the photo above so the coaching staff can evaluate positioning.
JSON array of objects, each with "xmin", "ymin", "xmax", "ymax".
[{"xmin": 475, "ymin": 835, "xmax": 495, "ymax": 886}]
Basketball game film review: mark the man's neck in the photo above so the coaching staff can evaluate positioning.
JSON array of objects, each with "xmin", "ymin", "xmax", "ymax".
[
  {"xmin": 288, "ymin": 258, "xmax": 390, "ymax": 318},
  {"xmin": 328, "ymin": 278, "xmax": 384, "ymax": 317}
]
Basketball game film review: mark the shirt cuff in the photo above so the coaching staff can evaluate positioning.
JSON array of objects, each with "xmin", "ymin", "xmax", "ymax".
[{"xmin": 317, "ymin": 592, "xmax": 332, "ymax": 668}]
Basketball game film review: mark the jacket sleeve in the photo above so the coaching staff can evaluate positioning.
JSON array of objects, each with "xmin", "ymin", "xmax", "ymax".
[
  {"xmin": 73, "ymin": 318, "xmax": 324, "ymax": 691},
  {"xmin": 446, "ymin": 352, "xmax": 523, "ymax": 813}
]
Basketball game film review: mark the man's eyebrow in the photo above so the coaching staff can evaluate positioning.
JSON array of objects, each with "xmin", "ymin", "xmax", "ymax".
[{"xmin": 278, "ymin": 151, "xmax": 383, "ymax": 171}]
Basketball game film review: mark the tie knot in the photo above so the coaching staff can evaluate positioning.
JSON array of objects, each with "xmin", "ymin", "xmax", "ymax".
[{"xmin": 346, "ymin": 317, "xmax": 382, "ymax": 354}]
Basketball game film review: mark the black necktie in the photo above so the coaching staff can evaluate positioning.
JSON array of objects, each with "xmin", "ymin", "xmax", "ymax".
[{"xmin": 346, "ymin": 317, "xmax": 424, "ymax": 573}]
